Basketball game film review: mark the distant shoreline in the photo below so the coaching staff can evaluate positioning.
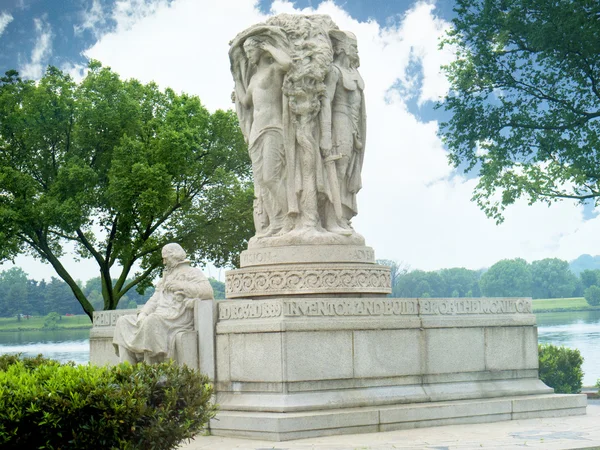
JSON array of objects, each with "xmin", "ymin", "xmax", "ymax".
[
  {"xmin": 0, "ymin": 325, "xmax": 92, "ymax": 332},
  {"xmin": 534, "ymin": 306, "xmax": 600, "ymax": 314}
]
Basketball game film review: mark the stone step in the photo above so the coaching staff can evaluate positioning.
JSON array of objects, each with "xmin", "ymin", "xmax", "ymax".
[{"xmin": 209, "ymin": 394, "xmax": 587, "ymax": 441}]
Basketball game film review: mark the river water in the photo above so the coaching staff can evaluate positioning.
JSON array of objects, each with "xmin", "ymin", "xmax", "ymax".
[
  {"xmin": 0, "ymin": 311, "xmax": 599, "ymax": 386},
  {"xmin": 536, "ymin": 310, "xmax": 600, "ymax": 387}
]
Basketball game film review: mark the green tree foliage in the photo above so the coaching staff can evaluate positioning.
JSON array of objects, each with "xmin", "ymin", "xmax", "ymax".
[
  {"xmin": 580, "ymin": 269, "xmax": 600, "ymax": 289},
  {"xmin": 439, "ymin": 0, "xmax": 600, "ymax": 223},
  {"xmin": 538, "ymin": 343, "xmax": 583, "ymax": 394},
  {"xmin": 209, "ymin": 278, "xmax": 226, "ymax": 300},
  {"xmin": 0, "ymin": 355, "xmax": 216, "ymax": 449},
  {"xmin": 394, "ymin": 270, "xmax": 444, "ymax": 298},
  {"xmin": 42, "ymin": 312, "xmax": 60, "ymax": 330},
  {"xmin": 438, "ymin": 267, "xmax": 481, "ymax": 297},
  {"xmin": 0, "ymin": 269, "xmax": 155, "ymax": 317},
  {"xmin": 0, "ymin": 63, "xmax": 253, "ymax": 319},
  {"xmin": 584, "ymin": 285, "xmax": 600, "ymax": 306},
  {"xmin": 531, "ymin": 258, "xmax": 578, "ymax": 299},
  {"xmin": 376, "ymin": 260, "xmax": 410, "ymax": 297},
  {"xmin": 0, "ymin": 268, "xmax": 30, "ymax": 317},
  {"xmin": 479, "ymin": 258, "xmax": 532, "ymax": 297}
]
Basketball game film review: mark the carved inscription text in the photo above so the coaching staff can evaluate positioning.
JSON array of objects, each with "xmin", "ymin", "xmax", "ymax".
[
  {"xmin": 217, "ymin": 298, "xmax": 533, "ymax": 321},
  {"xmin": 93, "ymin": 309, "xmax": 137, "ymax": 327},
  {"xmin": 420, "ymin": 298, "xmax": 532, "ymax": 315}
]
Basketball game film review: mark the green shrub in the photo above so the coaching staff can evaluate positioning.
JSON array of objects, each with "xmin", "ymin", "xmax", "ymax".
[
  {"xmin": 584, "ymin": 285, "xmax": 600, "ymax": 306},
  {"xmin": 43, "ymin": 312, "xmax": 60, "ymax": 329},
  {"xmin": 538, "ymin": 343, "xmax": 583, "ymax": 393},
  {"xmin": 0, "ymin": 355, "xmax": 216, "ymax": 449}
]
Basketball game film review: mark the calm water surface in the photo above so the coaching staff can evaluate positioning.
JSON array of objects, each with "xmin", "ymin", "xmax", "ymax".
[
  {"xmin": 0, "ymin": 329, "xmax": 90, "ymax": 365},
  {"xmin": 0, "ymin": 311, "xmax": 599, "ymax": 386},
  {"xmin": 537, "ymin": 310, "xmax": 600, "ymax": 387}
]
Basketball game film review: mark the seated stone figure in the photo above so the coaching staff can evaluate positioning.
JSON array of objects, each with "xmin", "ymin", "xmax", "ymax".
[{"xmin": 113, "ymin": 243, "xmax": 214, "ymax": 364}]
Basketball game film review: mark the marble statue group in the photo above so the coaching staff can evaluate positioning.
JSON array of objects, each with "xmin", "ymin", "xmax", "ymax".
[{"xmin": 230, "ymin": 14, "xmax": 366, "ymax": 247}]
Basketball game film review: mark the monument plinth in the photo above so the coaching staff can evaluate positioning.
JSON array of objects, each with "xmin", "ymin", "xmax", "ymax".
[{"xmin": 211, "ymin": 12, "xmax": 587, "ymax": 441}]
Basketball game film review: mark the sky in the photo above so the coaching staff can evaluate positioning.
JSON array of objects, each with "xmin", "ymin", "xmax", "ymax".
[{"xmin": 0, "ymin": 0, "xmax": 599, "ymax": 283}]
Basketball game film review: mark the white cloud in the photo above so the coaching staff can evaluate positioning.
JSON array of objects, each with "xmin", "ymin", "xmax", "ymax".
[
  {"xmin": 19, "ymin": 17, "xmax": 53, "ymax": 80},
  {"xmin": 9, "ymin": 0, "xmax": 599, "ymax": 282},
  {"xmin": 0, "ymin": 12, "xmax": 13, "ymax": 37},
  {"xmin": 74, "ymin": 0, "xmax": 109, "ymax": 38}
]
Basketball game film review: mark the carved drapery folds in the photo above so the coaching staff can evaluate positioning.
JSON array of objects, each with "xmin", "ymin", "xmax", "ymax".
[{"xmin": 230, "ymin": 14, "xmax": 366, "ymax": 248}]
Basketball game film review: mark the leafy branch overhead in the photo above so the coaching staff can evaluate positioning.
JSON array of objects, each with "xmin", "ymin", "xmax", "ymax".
[
  {"xmin": 439, "ymin": 0, "xmax": 600, "ymax": 223},
  {"xmin": 0, "ymin": 62, "xmax": 254, "ymax": 319}
]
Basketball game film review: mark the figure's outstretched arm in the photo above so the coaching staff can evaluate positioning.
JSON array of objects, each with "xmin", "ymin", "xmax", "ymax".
[{"xmin": 261, "ymin": 42, "xmax": 292, "ymax": 72}]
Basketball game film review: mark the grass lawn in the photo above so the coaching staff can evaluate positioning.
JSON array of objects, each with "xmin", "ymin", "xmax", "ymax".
[
  {"xmin": 0, "ymin": 314, "xmax": 92, "ymax": 331},
  {"xmin": 532, "ymin": 297, "xmax": 600, "ymax": 312}
]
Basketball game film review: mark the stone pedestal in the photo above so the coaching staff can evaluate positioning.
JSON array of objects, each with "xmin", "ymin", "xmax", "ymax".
[{"xmin": 212, "ymin": 250, "xmax": 586, "ymax": 440}]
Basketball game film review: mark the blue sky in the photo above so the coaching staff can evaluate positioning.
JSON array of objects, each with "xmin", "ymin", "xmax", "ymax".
[{"xmin": 1, "ymin": 0, "xmax": 599, "ymax": 282}]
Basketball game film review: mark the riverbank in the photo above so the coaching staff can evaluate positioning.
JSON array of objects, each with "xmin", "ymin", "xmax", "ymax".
[
  {"xmin": 532, "ymin": 297, "xmax": 600, "ymax": 313},
  {"xmin": 0, "ymin": 315, "xmax": 92, "ymax": 332}
]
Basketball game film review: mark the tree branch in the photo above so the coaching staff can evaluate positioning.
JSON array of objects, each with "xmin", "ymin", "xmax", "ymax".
[{"xmin": 117, "ymin": 264, "xmax": 158, "ymax": 301}]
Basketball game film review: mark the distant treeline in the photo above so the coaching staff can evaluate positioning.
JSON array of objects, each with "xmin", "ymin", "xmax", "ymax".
[
  {"xmin": 1, "ymin": 255, "xmax": 599, "ymax": 317},
  {"xmin": 0, "ymin": 267, "xmax": 226, "ymax": 318},
  {"xmin": 380, "ymin": 257, "xmax": 600, "ymax": 299}
]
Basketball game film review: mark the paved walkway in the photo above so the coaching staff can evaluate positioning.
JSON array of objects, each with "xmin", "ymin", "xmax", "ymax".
[{"xmin": 180, "ymin": 403, "xmax": 600, "ymax": 450}]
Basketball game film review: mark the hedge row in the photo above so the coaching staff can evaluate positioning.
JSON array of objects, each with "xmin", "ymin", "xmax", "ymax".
[{"xmin": 0, "ymin": 355, "xmax": 216, "ymax": 450}]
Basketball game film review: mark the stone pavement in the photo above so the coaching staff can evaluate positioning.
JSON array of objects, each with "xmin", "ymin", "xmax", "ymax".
[{"xmin": 179, "ymin": 402, "xmax": 600, "ymax": 450}]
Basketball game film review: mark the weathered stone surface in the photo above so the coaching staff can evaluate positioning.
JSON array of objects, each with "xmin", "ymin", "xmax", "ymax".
[
  {"xmin": 209, "ymin": 394, "xmax": 587, "ymax": 441},
  {"xmin": 239, "ymin": 245, "xmax": 375, "ymax": 267},
  {"xmin": 285, "ymin": 331, "xmax": 353, "ymax": 381},
  {"xmin": 230, "ymin": 332, "xmax": 283, "ymax": 382},
  {"xmin": 230, "ymin": 14, "xmax": 366, "ymax": 246},
  {"xmin": 113, "ymin": 243, "xmax": 213, "ymax": 365},
  {"xmin": 353, "ymin": 329, "xmax": 422, "ymax": 378},
  {"xmin": 226, "ymin": 263, "xmax": 391, "ymax": 298}
]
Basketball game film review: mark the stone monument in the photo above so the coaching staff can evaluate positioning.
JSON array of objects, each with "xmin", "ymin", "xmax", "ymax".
[
  {"xmin": 89, "ymin": 243, "xmax": 217, "ymax": 371},
  {"xmin": 208, "ymin": 13, "xmax": 587, "ymax": 440},
  {"xmin": 113, "ymin": 243, "xmax": 214, "ymax": 364}
]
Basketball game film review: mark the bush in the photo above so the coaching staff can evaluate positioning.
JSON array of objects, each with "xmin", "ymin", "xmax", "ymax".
[
  {"xmin": 43, "ymin": 312, "xmax": 60, "ymax": 329},
  {"xmin": 0, "ymin": 355, "xmax": 216, "ymax": 449},
  {"xmin": 584, "ymin": 285, "xmax": 600, "ymax": 306},
  {"xmin": 538, "ymin": 343, "xmax": 583, "ymax": 393}
]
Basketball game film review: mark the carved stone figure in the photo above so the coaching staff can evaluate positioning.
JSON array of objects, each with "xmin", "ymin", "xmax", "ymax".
[
  {"xmin": 232, "ymin": 33, "xmax": 292, "ymax": 238},
  {"xmin": 230, "ymin": 14, "xmax": 366, "ymax": 247},
  {"xmin": 320, "ymin": 30, "xmax": 366, "ymax": 235},
  {"xmin": 113, "ymin": 243, "xmax": 214, "ymax": 364}
]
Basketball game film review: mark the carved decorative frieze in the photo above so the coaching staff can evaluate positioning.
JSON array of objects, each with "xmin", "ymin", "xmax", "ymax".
[{"xmin": 226, "ymin": 264, "xmax": 391, "ymax": 298}]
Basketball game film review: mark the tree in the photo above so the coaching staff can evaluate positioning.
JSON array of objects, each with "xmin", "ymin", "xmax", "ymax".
[
  {"xmin": 43, "ymin": 277, "xmax": 82, "ymax": 315},
  {"xmin": 438, "ymin": 267, "xmax": 481, "ymax": 297},
  {"xmin": 439, "ymin": 0, "xmax": 600, "ymax": 223},
  {"xmin": 479, "ymin": 258, "xmax": 532, "ymax": 297},
  {"xmin": 530, "ymin": 258, "xmax": 578, "ymax": 299},
  {"xmin": 580, "ymin": 269, "xmax": 600, "ymax": 289},
  {"xmin": 584, "ymin": 285, "xmax": 600, "ymax": 306},
  {"xmin": 208, "ymin": 278, "xmax": 225, "ymax": 300},
  {"xmin": 376, "ymin": 259, "xmax": 410, "ymax": 297},
  {"xmin": 0, "ymin": 63, "xmax": 253, "ymax": 320},
  {"xmin": 395, "ymin": 270, "xmax": 444, "ymax": 298},
  {"xmin": 0, "ymin": 267, "xmax": 31, "ymax": 317}
]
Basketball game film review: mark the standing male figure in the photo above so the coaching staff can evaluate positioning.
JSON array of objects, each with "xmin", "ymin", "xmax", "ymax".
[
  {"xmin": 113, "ymin": 243, "xmax": 213, "ymax": 364},
  {"xmin": 320, "ymin": 30, "xmax": 366, "ymax": 235},
  {"xmin": 232, "ymin": 35, "xmax": 292, "ymax": 238}
]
